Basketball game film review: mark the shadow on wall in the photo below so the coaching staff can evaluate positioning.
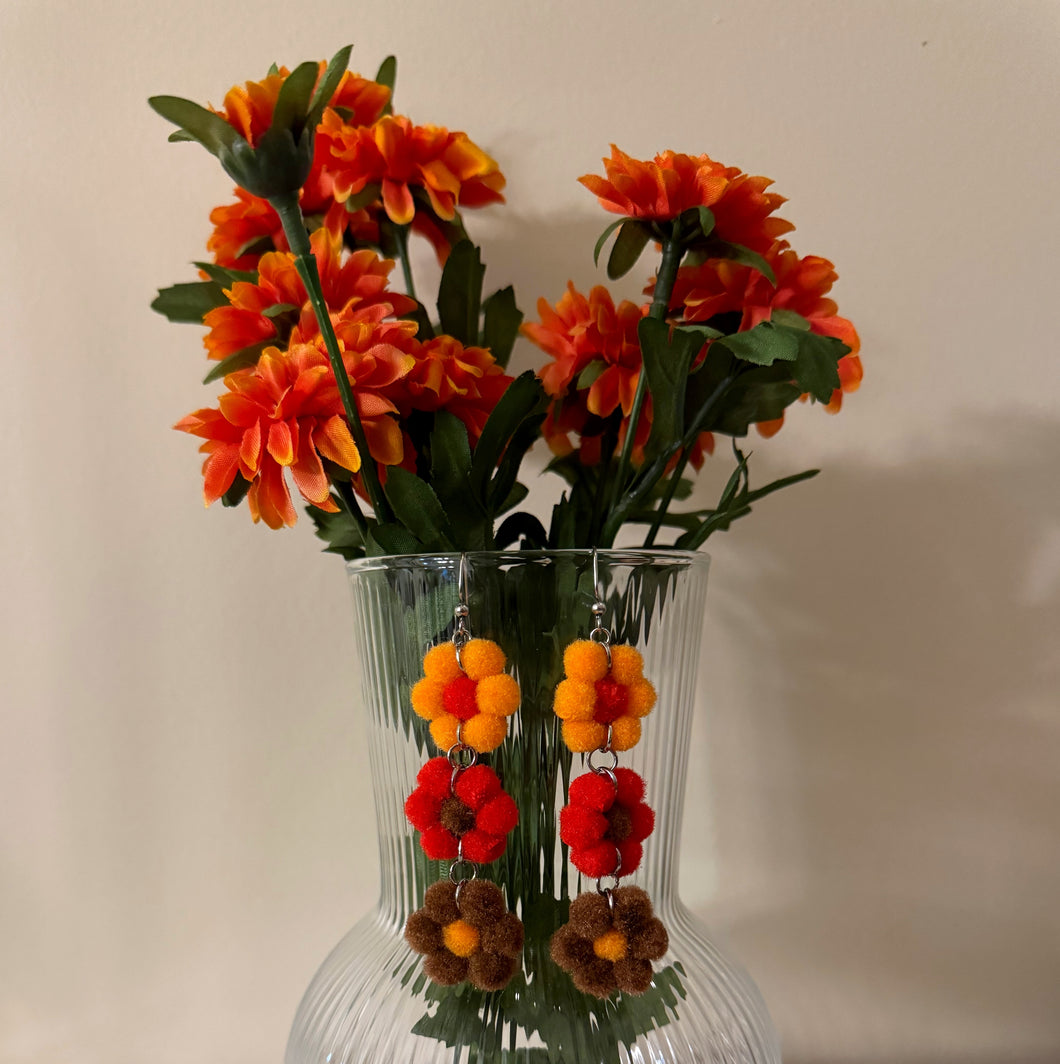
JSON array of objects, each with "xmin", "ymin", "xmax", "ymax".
[{"xmin": 694, "ymin": 415, "xmax": 1060, "ymax": 1061}]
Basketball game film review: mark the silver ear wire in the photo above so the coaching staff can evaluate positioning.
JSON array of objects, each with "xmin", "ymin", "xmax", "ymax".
[
  {"xmin": 588, "ymin": 548, "xmax": 612, "ymax": 669},
  {"xmin": 453, "ymin": 553, "xmax": 471, "ymax": 669}
]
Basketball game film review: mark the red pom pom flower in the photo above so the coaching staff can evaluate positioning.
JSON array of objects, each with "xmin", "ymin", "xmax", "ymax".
[
  {"xmin": 405, "ymin": 758, "xmax": 518, "ymax": 863},
  {"xmin": 560, "ymin": 768, "xmax": 655, "ymax": 878}
]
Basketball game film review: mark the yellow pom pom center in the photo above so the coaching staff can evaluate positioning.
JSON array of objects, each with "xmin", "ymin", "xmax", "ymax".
[
  {"xmin": 592, "ymin": 929, "xmax": 627, "ymax": 962},
  {"xmin": 443, "ymin": 919, "xmax": 481, "ymax": 958}
]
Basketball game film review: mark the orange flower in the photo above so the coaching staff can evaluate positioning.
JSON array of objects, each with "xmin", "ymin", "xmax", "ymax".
[
  {"xmin": 207, "ymin": 66, "xmax": 390, "ymax": 270},
  {"xmin": 215, "ymin": 63, "xmax": 388, "ymax": 149},
  {"xmin": 321, "ymin": 112, "xmax": 505, "ymax": 225},
  {"xmin": 175, "ymin": 332, "xmax": 415, "ymax": 528},
  {"xmin": 524, "ymin": 283, "xmax": 713, "ymax": 468},
  {"xmin": 709, "ymin": 169, "xmax": 795, "ymax": 254},
  {"xmin": 398, "ymin": 335, "xmax": 513, "ymax": 443},
  {"xmin": 579, "ymin": 145, "xmax": 730, "ymax": 221},
  {"xmin": 208, "ymin": 191, "xmax": 381, "ymax": 271},
  {"xmin": 670, "ymin": 242, "xmax": 862, "ymax": 423},
  {"xmin": 203, "ymin": 225, "xmax": 415, "ymax": 361}
]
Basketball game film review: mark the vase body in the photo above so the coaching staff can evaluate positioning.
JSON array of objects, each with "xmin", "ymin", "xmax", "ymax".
[{"xmin": 286, "ymin": 550, "xmax": 779, "ymax": 1064}]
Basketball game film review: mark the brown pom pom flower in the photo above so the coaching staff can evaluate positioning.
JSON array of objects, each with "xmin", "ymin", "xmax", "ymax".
[
  {"xmin": 549, "ymin": 886, "xmax": 668, "ymax": 998},
  {"xmin": 405, "ymin": 879, "xmax": 524, "ymax": 992}
]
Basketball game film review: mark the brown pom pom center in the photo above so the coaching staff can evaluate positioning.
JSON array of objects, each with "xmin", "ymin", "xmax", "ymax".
[
  {"xmin": 439, "ymin": 796, "xmax": 476, "ymax": 836},
  {"xmin": 604, "ymin": 804, "xmax": 633, "ymax": 842}
]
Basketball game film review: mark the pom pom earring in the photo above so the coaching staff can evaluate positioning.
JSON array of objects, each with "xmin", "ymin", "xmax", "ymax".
[
  {"xmin": 403, "ymin": 554, "xmax": 524, "ymax": 991},
  {"xmin": 550, "ymin": 550, "xmax": 668, "ymax": 998}
]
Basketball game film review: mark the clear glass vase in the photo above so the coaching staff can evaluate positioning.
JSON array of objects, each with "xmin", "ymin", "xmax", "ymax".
[{"xmin": 285, "ymin": 550, "xmax": 780, "ymax": 1064}]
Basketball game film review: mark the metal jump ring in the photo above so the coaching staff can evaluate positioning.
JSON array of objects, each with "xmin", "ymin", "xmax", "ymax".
[{"xmin": 587, "ymin": 746, "xmax": 619, "ymax": 776}]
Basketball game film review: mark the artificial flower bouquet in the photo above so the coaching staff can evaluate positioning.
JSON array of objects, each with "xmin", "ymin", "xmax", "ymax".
[{"xmin": 151, "ymin": 46, "xmax": 861, "ymax": 555}]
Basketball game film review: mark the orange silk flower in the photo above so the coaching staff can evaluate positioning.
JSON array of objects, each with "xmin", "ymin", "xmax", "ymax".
[
  {"xmin": 321, "ymin": 111, "xmax": 506, "ymax": 225},
  {"xmin": 579, "ymin": 145, "xmax": 730, "ymax": 222},
  {"xmin": 175, "ymin": 331, "xmax": 415, "ymax": 528},
  {"xmin": 670, "ymin": 242, "xmax": 862, "ymax": 426},
  {"xmin": 203, "ymin": 225, "xmax": 414, "ymax": 362}
]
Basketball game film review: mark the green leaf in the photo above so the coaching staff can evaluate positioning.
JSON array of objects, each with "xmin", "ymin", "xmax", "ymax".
[
  {"xmin": 192, "ymin": 261, "xmax": 257, "ymax": 285},
  {"xmin": 151, "ymin": 280, "xmax": 227, "ymax": 323},
  {"xmin": 375, "ymin": 55, "xmax": 397, "ymax": 116},
  {"xmin": 495, "ymin": 480, "xmax": 529, "ymax": 516},
  {"xmin": 679, "ymin": 205, "xmax": 716, "ymax": 241},
  {"xmin": 436, "ymin": 240, "xmax": 485, "ymax": 345},
  {"xmin": 221, "ymin": 475, "xmax": 251, "ymax": 508},
  {"xmin": 261, "ymin": 302, "xmax": 299, "ymax": 319},
  {"xmin": 307, "ymin": 500, "xmax": 365, "ymax": 560},
  {"xmin": 470, "ymin": 371, "xmax": 547, "ymax": 498},
  {"xmin": 428, "ymin": 413, "xmax": 488, "ymax": 548},
  {"xmin": 714, "ymin": 321, "xmax": 800, "ymax": 366},
  {"xmin": 711, "ymin": 372, "xmax": 801, "ymax": 436},
  {"xmin": 792, "ymin": 330, "xmax": 847, "ymax": 403},
  {"xmin": 234, "ymin": 234, "xmax": 275, "ymax": 261},
  {"xmin": 366, "ymin": 523, "xmax": 424, "ymax": 557},
  {"xmin": 592, "ymin": 218, "xmax": 625, "ymax": 267},
  {"xmin": 202, "ymin": 340, "xmax": 272, "ymax": 383},
  {"xmin": 702, "ymin": 240, "xmax": 776, "ymax": 285},
  {"xmin": 307, "ymin": 45, "xmax": 353, "ymax": 127},
  {"xmin": 481, "ymin": 286, "xmax": 523, "ymax": 368},
  {"xmin": 383, "ymin": 467, "xmax": 453, "ymax": 549},
  {"xmin": 488, "ymin": 413, "xmax": 545, "ymax": 511},
  {"xmin": 429, "ymin": 412, "xmax": 473, "ymax": 497},
  {"xmin": 770, "ymin": 308, "xmax": 811, "ymax": 331},
  {"xmin": 148, "ymin": 95, "xmax": 243, "ymax": 157},
  {"xmin": 638, "ymin": 318, "xmax": 703, "ymax": 462},
  {"xmin": 271, "ymin": 60, "xmax": 318, "ymax": 137},
  {"xmin": 343, "ymin": 181, "xmax": 382, "ymax": 212},
  {"xmin": 607, "ymin": 220, "xmax": 652, "ymax": 280},
  {"xmin": 576, "ymin": 359, "xmax": 607, "ymax": 389}
]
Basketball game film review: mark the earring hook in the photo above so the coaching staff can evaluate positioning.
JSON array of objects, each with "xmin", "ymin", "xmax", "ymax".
[
  {"xmin": 589, "ymin": 548, "xmax": 612, "ymax": 669},
  {"xmin": 453, "ymin": 553, "xmax": 471, "ymax": 669}
]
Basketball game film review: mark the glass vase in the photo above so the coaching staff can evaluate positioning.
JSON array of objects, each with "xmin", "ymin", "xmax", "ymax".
[{"xmin": 285, "ymin": 550, "xmax": 780, "ymax": 1064}]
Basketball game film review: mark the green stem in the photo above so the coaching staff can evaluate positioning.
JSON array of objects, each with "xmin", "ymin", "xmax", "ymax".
[
  {"xmin": 601, "ymin": 219, "xmax": 684, "ymax": 538},
  {"xmin": 270, "ymin": 192, "xmax": 392, "ymax": 522},
  {"xmin": 600, "ymin": 370, "xmax": 737, "ymax": 546},
  {"xmin": 392, "ymin": 223, "xmax": 417, "ymax": 302},
  {"xmin": 643, "ymin": 447, "xmax": 690, "ymax": 547}
]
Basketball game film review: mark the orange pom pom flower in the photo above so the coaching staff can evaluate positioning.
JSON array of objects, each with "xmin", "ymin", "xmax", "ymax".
[
  {"xmin": 410, "ymin": 639, "xmax": 520, "ymax": 753},
  {"xmin": 553, "ymin": 641, "xmax": 655, "ymax": 753}
]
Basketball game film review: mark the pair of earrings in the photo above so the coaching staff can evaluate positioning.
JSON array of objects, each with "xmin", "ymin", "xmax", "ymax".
[{"xmin": 402, "ymin": 554, "xmax": 669, "ymax": 1000}]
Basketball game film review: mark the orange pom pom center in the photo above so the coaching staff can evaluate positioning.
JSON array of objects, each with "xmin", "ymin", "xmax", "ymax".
[
  {"xmin": 443, "ymin": 919, "xmax": 481, "ymax": 958},
  {"xmin": 592, "ymin": 929, "xmax": 627, "ymax": 962}
]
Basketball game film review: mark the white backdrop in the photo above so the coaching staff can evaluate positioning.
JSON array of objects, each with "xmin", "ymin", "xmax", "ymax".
[{"xmin": 2, "ymin": 2, "xmax": 1059, "ymax": 1061}]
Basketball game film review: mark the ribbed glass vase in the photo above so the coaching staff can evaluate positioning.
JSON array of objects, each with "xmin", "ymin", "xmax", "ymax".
[{"xmin": 286, "ymin": 550, "xmax": 779, "ymax": 1064}]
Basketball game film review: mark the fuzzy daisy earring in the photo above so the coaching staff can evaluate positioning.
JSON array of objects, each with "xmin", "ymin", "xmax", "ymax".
[
  {"xmin": 549, "ymin": 551, "xmax": 669, "ymax": 998},
  {"xmin": 403, "ymin": 555, "xmax": 524, "ymax": 992}
]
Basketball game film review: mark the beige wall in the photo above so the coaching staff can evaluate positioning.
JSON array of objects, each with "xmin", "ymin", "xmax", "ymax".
[{"xmin": 2, "ymin": 1, "xmax": 1059, "ymax": 1060}]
